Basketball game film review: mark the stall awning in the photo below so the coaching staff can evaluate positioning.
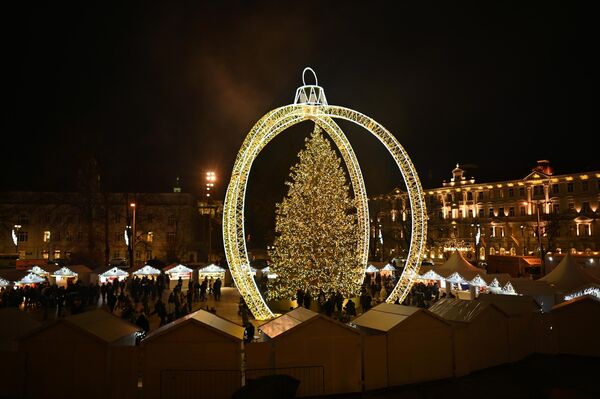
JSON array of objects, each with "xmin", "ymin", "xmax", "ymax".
[
  {"xmin": 200, "ymin": 264, "xmax": 226, "ymax": 273},
  {"xmin": 51, "ymin": 267, "xmax": 78, "ymax": 277},
  {"xmin": 382, "ymin": 264, "xmax": 396, "ymax": 271},
  {"xmin": 28, "ymin": 266, "xmax": 48, "ymax": 276},
  {"xmin": 17, "ymin": 273, "xmax": 45, "ymax": 284},
  {"xmin": 133, "ymin": 265, "xmax": 161, "ymax": 276},
  {"xmin": 165, "ymin": 264, "xmax": 193, "ymax": 274},
  {"xmin": 100, "ymin": 267, "xmax": 129, "ymax": 278},
  {"xmin": 366, "ymin": 265, "xmax": 379, "ymax": 273}
]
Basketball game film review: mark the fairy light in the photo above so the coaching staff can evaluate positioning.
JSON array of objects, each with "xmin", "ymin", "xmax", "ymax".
[
  {"xmin": 222, "ymin": 68, "xmax": 427, "ymax": 319},
  {"xmin": 269, "ymin": 127, "xmax": 362, "ymax": 299}
]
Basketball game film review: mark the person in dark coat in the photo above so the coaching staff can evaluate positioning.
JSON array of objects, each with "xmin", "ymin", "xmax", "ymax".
[{"xmin": 152, "ymin": 298, "xmax": 168, "ymax": 326}]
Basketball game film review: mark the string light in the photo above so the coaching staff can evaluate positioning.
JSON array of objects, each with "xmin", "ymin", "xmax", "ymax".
[{"xmin": 268, "ymin": 126, "xmax": 362, "ymax": 300}]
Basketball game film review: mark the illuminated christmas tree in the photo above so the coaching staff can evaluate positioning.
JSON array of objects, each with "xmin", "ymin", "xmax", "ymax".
[{"xmin": 268, "ymin": 124, "xmax": 361, "ymax": 300}]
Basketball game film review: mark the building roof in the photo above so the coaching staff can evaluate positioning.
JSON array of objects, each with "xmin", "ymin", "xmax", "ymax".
[
  {"xmin": 143, "ymin": 309, "xmax": 244, "ymax": 342},
  {"xmin": 429, "ymin": 298, "xmax": 505, "ymax": 323},
  {"xmin": 539, "ymin": 253, "xmax": 600, "ymax": 292}
]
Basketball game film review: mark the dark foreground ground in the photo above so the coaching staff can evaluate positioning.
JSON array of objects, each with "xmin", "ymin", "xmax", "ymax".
[{"xmin": 311, "ymin": 354, "xmax": 600, "ymax": 399}]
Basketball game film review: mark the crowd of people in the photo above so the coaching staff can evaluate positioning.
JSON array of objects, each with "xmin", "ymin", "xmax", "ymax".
[{"xmin": 0, "ymin": 274, "xmax": 225, "ymax": 337}]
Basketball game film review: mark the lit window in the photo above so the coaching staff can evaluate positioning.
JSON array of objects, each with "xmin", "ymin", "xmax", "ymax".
[
  {"xmin": 42, "ymin": 250, "xmax": 49, "ymax": 259},
  {"xmin": 43, "ymin": 231, "xmax": 51, "ymax": 242},
  {"xmin": 17, "ymin": 231, "xmax": 28, "ymax": 242},
  {"xmin": 53, "ymin": 250, "xmax": 61, "ymax": 259},
  {"xmin": 147, "ymin": 232, "xmax": 154, "ymax": 242}
]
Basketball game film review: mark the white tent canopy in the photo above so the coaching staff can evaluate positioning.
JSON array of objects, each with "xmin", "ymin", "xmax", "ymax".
[
  {"xmin": 100, "ymin": 267, "xmax": 129, "ymax": 278},
  {"xmin": 470, "ymin": 274, "xmax": 488, "ymax": 287},
  {"xmin": 51, "ymin": 267, "xmax": 78, "ymax": 277},
  {"xmin": 539, "ymin": 253, "xmax": 600, "ymax": 292},
  {"xmin": 17, "ymin": 273, "xmax": 45, "ymax": 285},
  {"xmin": 165, "ymin": 264, "xmax": 193, "ymax": 274},
  {"xmin": 28, "ymin": 266, "xmax": 48, "ymax": 276},
  {"xmin": 200, "ymin": 264, "xmax": 226, "ymax": 273},
  {"xmin": 0, "ymin": 277, "xmax": 10, "ymax": 287},
  {"xmin": 419, "ymin": 269, "xmax": 443, "ymax": 281},
  {"xmin": 436, "ymin": 251, "xmax": 483, "ymax": 278},
  {"xmin": 133, "ymin": 265, "xmax": 161, "ymax": 276},
  {"xmin": 366, "ymin": 265, "xmax": 379, "ymax": 273}
]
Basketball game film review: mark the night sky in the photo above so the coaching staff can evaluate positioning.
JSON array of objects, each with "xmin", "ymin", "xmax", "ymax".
[{"xmin": 3, "ymin": 2, "xmax": 597, "ymax": 199}]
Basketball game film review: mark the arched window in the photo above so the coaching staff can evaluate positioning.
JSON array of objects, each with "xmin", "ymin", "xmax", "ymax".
[
  {"xmin": 510, "ymin": 247, "xmax": 516, "ymax": 256},
  {"xmin": 490, "ymin": 247, "xmax": 496, "ymax": 256}
]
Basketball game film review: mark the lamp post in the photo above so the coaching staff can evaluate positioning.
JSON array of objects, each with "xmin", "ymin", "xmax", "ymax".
[
  {"xmin": 471, "ymin": 223, "xmax": 480, "ymax": 267},
  {"xmin": 205, "ymin": 171, "xmax": 217, "ymax": 262},
  {"xmin": 524, "ymin": 200, "xmax": 547, "ymax": 276},
  {"xmin": 129, "ymin": 203, "xmax": 136, "ymax": 268},
  {"xmin": 520, "ymin": 225, "xmax": 525, "ymax": 256},
  {"xmin": 13, "ymin": 224, "xmax": 21, "ymax": 259}
]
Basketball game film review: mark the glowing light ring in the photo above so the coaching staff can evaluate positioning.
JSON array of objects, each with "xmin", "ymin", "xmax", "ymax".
[
  {"xmin": 224, "ymin": 106, "xmax": 369, "ymax": 319},
  {"xmin": 224, "ymin": 105, "xmax": 427, "ymax": 319}
]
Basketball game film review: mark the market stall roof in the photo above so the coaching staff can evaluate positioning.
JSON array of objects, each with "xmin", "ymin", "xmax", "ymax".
[
  {"xmin": 352, "ymin": 303, "xmax": 448, "ymax": 332},
  {"xmin": 132, "ymin": 265, "xmax": 161, "ymax": 276},
  {"xmin": 0, "ymin": 308, "xmax": 42, "ymax": 351},
  {"xmin": 539, "ymin": 253, "xmax": 600, "ymax": 292},
  {"xmin": 259, "ymin": 307, "xmax": 319, "ymax": 339},
  {"xmin": 200, "ymin": 264, "xmax": 226, "ymax": 273},
  {"xmin": 51, "ymin": 267, "xmax": 78, "ymax": 277},
  {"xmin": 366, "ymin": 265, "xmax": 379, "ymax": 273},
  {"xmin": 504, "ymin": 278, "xmax": 556, "ymax": 296},
  {"xmin": 419, "ymin": 269, "xmax": 443, "ymax": 280},
  {"xmin": 469, "ymin": 274, "xmax": 488, "ymax": 287},
  {"xmin": 476, "ymin": 293, "xmax": 541, "ymax": 315},
  {"xmin": 99, "ymin": 267, "xmax": 129, "ymax": 278},
  {"xmin": 551, "ymin": 294, "xmax": 600, "ymax": 312},
  {"xmin": 381, "ymin": 264, "xmax": 396, "ymax": 271},
  {"xmin": 144, "ymin": 309, "xmax": 244, "ymax": 342},
  {"xmin": 28, "ymin": 265, "xmax": 49, "ymax": 275},
  {"xmin": 0, "ymin": 277, "xmax": 10, "ymax": 287},
  {"xmin": 436, "ymin": 251, "xmax": 484, "ymax": 278},
  {"xmin": 482, "ymin": 273, "xmax": 512, "ymax": 287},
  {"xmin": 429, "ymin": 298, "xmax": 505, "ymax": 323},
  {"xmin": 17, "ymin": 273, "xmax": 45, "ymax": 284},
  {"xmin": 22, "ymin": 309, "xmax": 140, "ymax": 345},
  {"xmin": 164, "ymin": 264, "xmax": 193, "ymax": 274}
]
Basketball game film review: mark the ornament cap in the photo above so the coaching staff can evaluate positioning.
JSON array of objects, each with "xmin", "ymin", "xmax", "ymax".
[{"xmin": 294, "ymin": 67, "xmax": 327, "ymax": 106}]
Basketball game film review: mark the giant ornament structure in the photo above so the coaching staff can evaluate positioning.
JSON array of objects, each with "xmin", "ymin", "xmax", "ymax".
[{"xmin": 223, "ymin": 68, "xmax": 427, "ymax": 319}]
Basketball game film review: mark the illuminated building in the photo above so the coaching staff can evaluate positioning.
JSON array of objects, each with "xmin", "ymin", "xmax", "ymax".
[
  {"xmin": 370, "ymin": 161, "xmax": 599, "ymax": 273},
  {"xmin": 0, "ymin": 191, "xmax": 203, "ymax": 267}
]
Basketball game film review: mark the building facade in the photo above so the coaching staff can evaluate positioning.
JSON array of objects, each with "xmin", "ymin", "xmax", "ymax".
[
  {"xmin": 0, "ymin": 191, "xmax": 203, "ymax": 268},
  {"xmin": 369, "ymin": 161, "xmax": 600, "ymax": 269}
]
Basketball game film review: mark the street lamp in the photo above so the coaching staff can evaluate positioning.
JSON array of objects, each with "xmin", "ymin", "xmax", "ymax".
[
  {"xmin": 13, "ymin": 224, "xmax": 21, "ymax": 259},
  {"xmin": 520, "ymin": 225, "xmax": 525, "ymax": 256},
  {"xmin": 523, "ymin": 200, "xmax": 548, "ymax": 276},
  {"xmin": 129, "ymin": 203, "xmax": 136, "ymax": 268},
  {"xmin": 205, "ymin": 172, "xmax": 217, "ymax": 262},
  {"xmin": 470, "ymin": 223, "xmax": 480, "ymax": 266}
]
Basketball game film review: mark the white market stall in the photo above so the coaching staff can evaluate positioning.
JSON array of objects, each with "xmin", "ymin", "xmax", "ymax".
[
  {"xmin": 0, "ymin": 277, "xmax": 10, "ymax": 288},
  {"xmin": 198, "ymin": 264, "xmax": 226, "ymax": 281},
  {"xmin": 429, "ymin": 298, "xmax": 510, "ymax": 375},
  {"xmin": 132, "ymin": 265, "xmax": 162, "ymax": 277},
  {"xmin": 380, "ymin": 264, "xmax": 396, "ymax": 278},
  {"xmin": 551, "ymin": 295, "xmax": 600, "ymax": 357},
  {"xmin": 352, "ymin": 303, "xmax": 454, "ymax": 389},
  {"xmin": 15, "ymin": 273, "xmax": 45, "ymax": 287},
  {"xmin": 99, "ymin": 267, "xmax": 129, "ymax": 284},
  {"xmin": 50, "ymin": 267, "xmax": 78, "ymax": 287},
  {"xmin": 164, "ymin": 264, "xmax": 193, "ymax": 289},
  {"xmin": 365, "ymin": 264, "xmax": 379, "ymax": 274},
  {"xmin": 20, "ymin": 309, "xmax": 140, "ymax": 399},
  {"xmin": 247, "ymin": 307, "xmax": 362, "ymax": 396},
  {"xmin": 141, "ymin": 310, "xmax": 244, "ymax": 399},
  {"xmin": 28, "ymin": 266, "xmax": 49, "ymax": 277}
]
